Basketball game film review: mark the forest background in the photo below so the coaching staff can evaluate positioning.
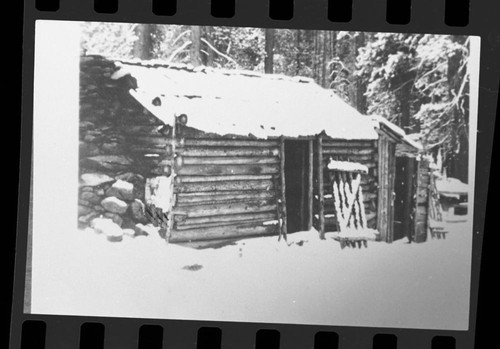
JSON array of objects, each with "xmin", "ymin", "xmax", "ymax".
[{"xmin": 81, "ymin": 23, "xmax": 470, "ymax": 182}]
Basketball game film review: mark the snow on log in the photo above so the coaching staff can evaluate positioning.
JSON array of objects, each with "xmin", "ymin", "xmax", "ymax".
[
  {"xmin": 183, "ymin": 139, "xmax": 279, "ymax": 147},
  {"xmin": 175, "ymin": 212, "xmax": 276, "ymax": 228},
  {"xmin": 178, "ymin": 147, "xmax": 280, "ymax": 157},
  {"xmin": 175, "ymin": 190, "xmax": 275, "ymax": 205},
  {"xmin": 175, "ymin": 174, "xmax": 273, "ymax": 183},
  {"xmin": 327, "ymin": 160, "xmax": 369, "ymax": 174},
  {"xmin": 321, "ymin": 148, "xmax": 375, "ymax": 155}
]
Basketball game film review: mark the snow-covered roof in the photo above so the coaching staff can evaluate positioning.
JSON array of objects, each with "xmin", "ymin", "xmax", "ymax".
[
  {"xmin": 112, "ymin": 60, "xmax": 379, "ymax": 140},
  {"xmin": 371, "ymin": 115, "xmax": 423, "ymax": 151},
  {"xmin": 435, "ymin": 177, "xmax": 469, "ymax": 196}
]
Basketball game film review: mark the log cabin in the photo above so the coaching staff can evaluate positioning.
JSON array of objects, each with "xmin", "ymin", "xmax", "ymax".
[{"xmin": 79, "ymin": 55, "xmax": 430, "ymax": 245}]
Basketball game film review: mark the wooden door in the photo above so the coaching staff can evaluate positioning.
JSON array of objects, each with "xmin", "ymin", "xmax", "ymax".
[
  {"xmin": 377, "ymin": 137, "xmax": 396, "ymax": 242},
  {"xmin": 393, "ymin": 157, "xmax": 417, "ymax": 241}
]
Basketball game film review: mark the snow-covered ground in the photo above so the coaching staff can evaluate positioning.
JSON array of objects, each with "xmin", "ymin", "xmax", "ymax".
[{"xmin": 30, "ymin": 219, "xmax": 473, "ymax": 330}]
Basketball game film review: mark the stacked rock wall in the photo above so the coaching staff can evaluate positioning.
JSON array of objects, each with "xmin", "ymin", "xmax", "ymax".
[{"xmin": 78, "ymin": 55, "xmax": 167, "ymax": 241}]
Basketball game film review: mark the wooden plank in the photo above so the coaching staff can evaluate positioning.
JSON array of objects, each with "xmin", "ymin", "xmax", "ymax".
[
  {"xmin": 176, "ymin": 164, "xmax": 280, "ymax": 176},
  {"xmin": 279, "ymin": 137, "xmax": 288, "ymax": 240},
  {"xmin": 317, "ymin": 135, "xmax": 325, "ymax": 239},
  {"xmin": 403, "ymin": 158, "xmax": 416, "ymax": 241},
  {"xmin": 308, "ymin": 140, "xmax": 314, "ymax": 230},
  {"xmin": 176, "ymin": 219, "xmax": 278, "ymax": 231},
  {"xmin": 176, "ymin": 212, "xmax": 276, "ymax": 227},
  {"xmin": 174, "ymin": 179, "xmax": 275, "ymax": 193},
  {"xmin": 300, "ymin": 145, "xmax": 306, "ymax": 229},
  {"xmin": 182, "ymin": 156, "xmax": 279, "ymax": 165},
  {"xmin": 377, "ymin": 137, "xmax": 387, "ymax": 241},
  {"xmin": 183, "ymin": 139, "xmax": 279, "ymax": 147},
  {"xmin": 178, "ymin": 147, "xmax": 279, "ymax": 157},
  {"xmin": 173, "ymin": 199, "xmax": 276, "ymax": 217},
  {"xmin": 169, "ymin": 223, "xmax": 279, "ymax": 242},
  {"xmin": 387, "ymin": 142, "xmax": 396, "ymax": 243},
  {"xmin": 176, "ymin": 174, "xmax": 274, "ymax": 183}
]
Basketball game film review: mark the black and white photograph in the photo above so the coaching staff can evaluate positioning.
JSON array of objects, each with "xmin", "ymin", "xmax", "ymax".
[{"xmin": 27, "ymin": 20, "xmax": 480, "ymax": 330}]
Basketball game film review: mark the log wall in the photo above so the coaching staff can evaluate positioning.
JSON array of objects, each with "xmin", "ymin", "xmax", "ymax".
[
  {"xmin": 170, "ymin": 138, "xmax": 281, "ymax": 242},
  {"xmin": 313, "ymin": 139, "xmax": 379, "ymax": 234}
]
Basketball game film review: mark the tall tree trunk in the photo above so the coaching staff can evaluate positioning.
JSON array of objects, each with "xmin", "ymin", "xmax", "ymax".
[
  {"xmin": 327, "ymin": 31, "xmax": 337, "ymax": 88},
  {"xmin": 321, "ymin": 32, "xmax": 327, "ymax": 88},
  {"xmin": 190, "ymin": 26, "xmax": 202, "ymax": 67},
  {"xmin": 295, "ymin": 30, "xmax": 302, "ymax": 75},
  {"xmin": 204, "ymin": 26, "xmax": 215, "ymax": 67},
  {"xmin": 313, "ymin": 31, "xmax": 318, "ymax": 81},
  {"xmin": 355, "ymin": 32, "xmax": 367, "ymax": 113},
  {"xmin": 446, "ymin": 36, "xmax": 468, "ymax": 182},
  {"xmin": 264, "ymin": 28, "xmax": 275, "ymax": 74},
  {"xmin": 347, "ymin": 33, "xmax": 358, "ymax": 108},
  {"xmin": 133, "ymin": 24, "xmax": 154, "ymax": 60}
]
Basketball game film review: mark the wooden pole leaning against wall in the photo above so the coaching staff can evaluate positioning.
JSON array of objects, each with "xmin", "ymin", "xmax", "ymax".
[
  {"xmin": 164, "ymin": 113, "xmax": 184, "ymax": 241},
  {"xmin": 279, "ymin": 136, "xmax": 287, "ymax": 241},
  {"xmin": 308, "ymin": 140, "xmax": 314, "ymax": 230},
  {"xmin": 317, "ymin": 135, "xmax": 325, "ymax": 239}
]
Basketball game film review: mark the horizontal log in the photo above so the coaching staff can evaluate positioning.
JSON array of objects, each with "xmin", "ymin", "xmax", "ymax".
[
  {"xmin": 174, "ymin": 179, "xmax": 275, "ymax": 193},
  {"xmin": 129, "ymin": 144, "xmax": 166, "ymax": 154},
  {"xmin": 176, "ymin": 190, "xmax": 275, "ymax": 205},
  {"xmin": 178, "ymin": 147, "xmax": 279, "ymax": 157},
  {"xmin": 321, "ymin": 148, "xmax": 376, "ymax": 155},
  {"xmin": 182, "ymin": 156, "xmax": 279, "ymax": 165},
  {"xmin": 176, "ymin": 174, "xmax": 273, "ymax": 183},
  {"xmin": 322, "ymin": 140, "xmax": 377, "ymax": 148},
  {"xmin": 322, "ymin": 154, "xmax": 376, "ymax": 163},
  {"xmin": 173, "ymin": 199, "xmax": 276, "ymax": 217},
  {"xmin": 169, "ymin": 223, "xmax": 279, "ymax": 242},
  {"xmin": 177, "ymin": 164, "xmax": 280, "ymax": 176},
  {"xmin": 175, "ymin": 238, "xmax": 242, "ymax": 249},
  {"xmin": 182, "ymin": 139, "xmax": 279, "ymax": 148},
  {"xmin": 176, "ymin": 212, "xmax": 276, "ymax": 227}
]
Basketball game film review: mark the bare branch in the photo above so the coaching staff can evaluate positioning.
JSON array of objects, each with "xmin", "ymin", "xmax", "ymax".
[
  {"xmin": 167, "ymin": 40, "xmax": 192, "ymax": 63},
  {"xmin": 172, "ymin": 30, "xmax": 191, "ymax": 46},
  {"xmin": 201, "ymin": 38, "xmax": 239, "ymax": 68}
]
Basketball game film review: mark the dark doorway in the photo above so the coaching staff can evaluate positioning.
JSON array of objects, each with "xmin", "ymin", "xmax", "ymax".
[
  {"xmin": 284, "ymin": 140, "xmax": 311, "ymax": 234},
  {"xmin": 393, "ymin": 157, "xmax": 417, "ymax": 241}
]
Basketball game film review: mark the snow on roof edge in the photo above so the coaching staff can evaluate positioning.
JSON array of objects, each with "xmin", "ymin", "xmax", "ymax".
[
  {"xmin": 371, "ymin": 115, "xmax": 423, "ymax": 151},
  {"xmin": 106, "ymin": 57, "xmax": 378, "ymax": 140}
]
